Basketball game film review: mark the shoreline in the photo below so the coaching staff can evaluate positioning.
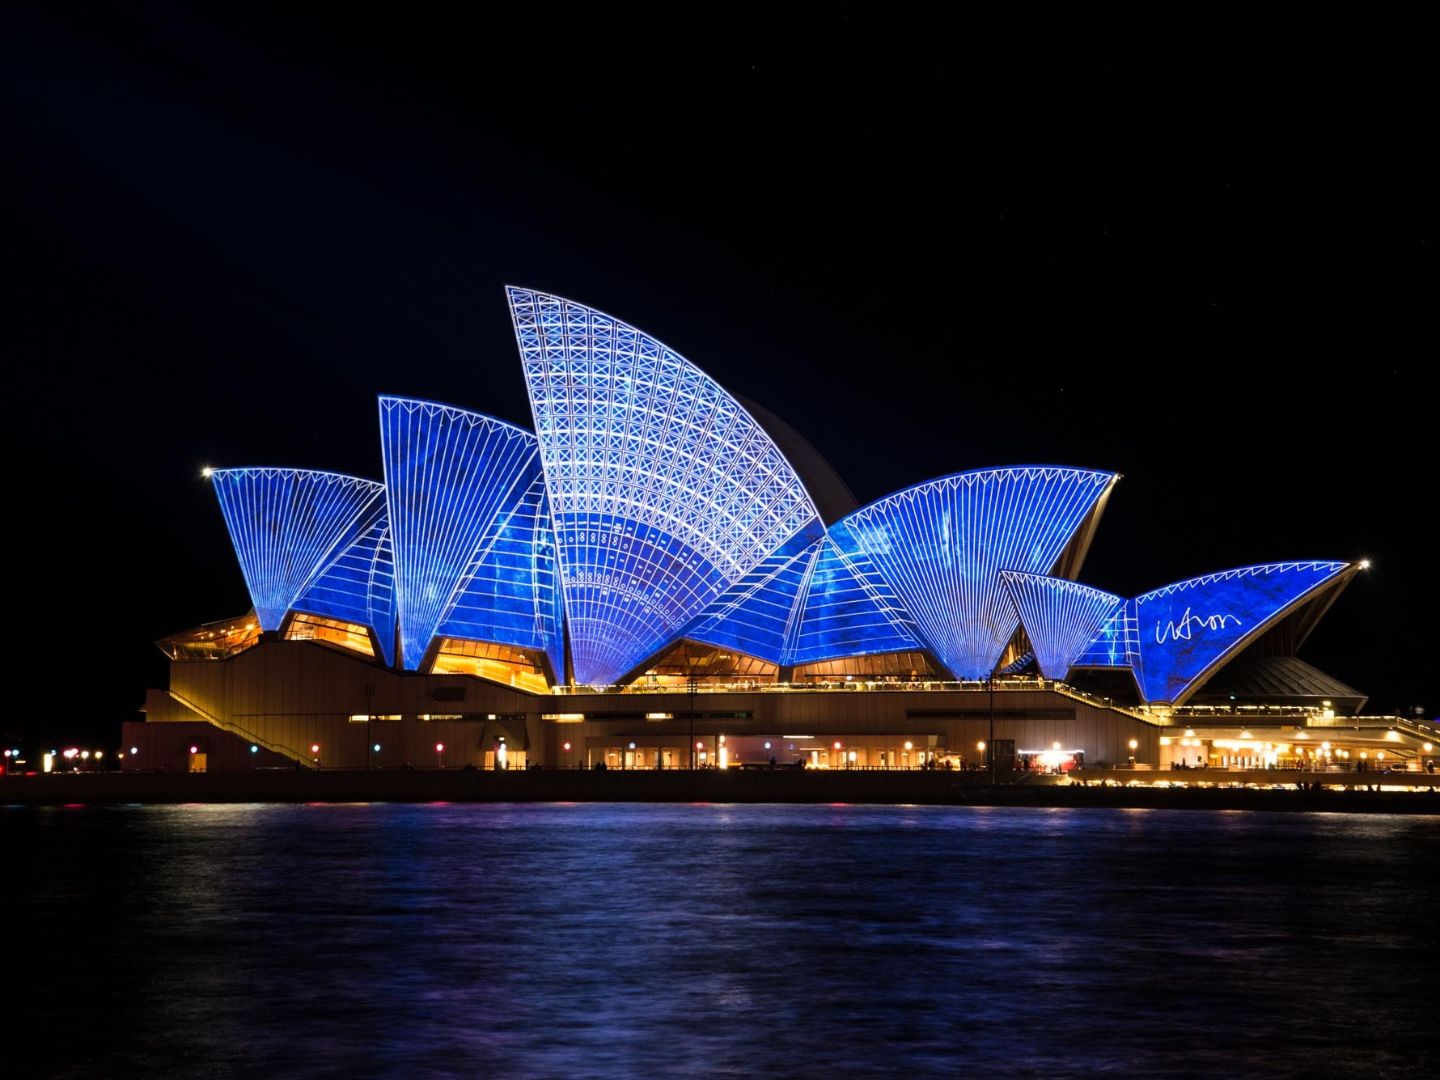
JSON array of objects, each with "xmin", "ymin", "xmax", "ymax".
[{"xmin": 4, "ymin": 770, "xmax": 1437, "ymax": 813}]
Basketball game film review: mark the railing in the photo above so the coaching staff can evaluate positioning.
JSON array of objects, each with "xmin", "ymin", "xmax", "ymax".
[
  {"xmin": 166, "ymin": 690, "xmax": 315, "ymax": 766},
  {"xmin": 558, "ymin": 675, "xmax": 1146, "ymax": 712},
  {"xmin": 1305, "ymin": 714, "xmax": 1437, "ymax": 740}
]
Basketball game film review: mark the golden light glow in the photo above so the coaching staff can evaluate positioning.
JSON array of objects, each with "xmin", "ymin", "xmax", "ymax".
[
  {"xmin": 430, "ymin": 638, "xmax": 548, "ymax": 692},
  {"xmin": 158, "ymin": 614, "xmax": 262, "ymax": 660},
  {"xmin": 285, "ymin": 613, "xmax": 374, "ymax": 657},
  {"xmin": 543, "ymin": 713, "xmax": 585, "ymax": 722}
]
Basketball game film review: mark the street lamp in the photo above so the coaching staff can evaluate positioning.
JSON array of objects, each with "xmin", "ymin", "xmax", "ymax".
[
  {"xmin": 363, "ymin": 682, "xmax": 375, "ymax": 770},
  {"xmin": 687, "ymin": 656, "xmax": 702, "ymax": 769},
  {"xmin": 987, "ymin": 672, "xmax": 996, "ymax": 784},
  {"xmin": 435, "ymin": 742, "xmax": 445, "ymax": 770},
  {"xmin": 311, "ymin": 743, "xmax": 321, "ymax": 769}
]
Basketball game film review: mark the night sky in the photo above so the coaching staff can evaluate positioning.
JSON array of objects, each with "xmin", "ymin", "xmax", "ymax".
[{"xmin": 5, "ymin": 6, "xmax": 1431, "ymax": 748}]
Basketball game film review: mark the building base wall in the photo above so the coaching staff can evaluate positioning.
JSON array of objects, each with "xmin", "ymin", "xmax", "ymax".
[{"xmin": 136, "ymin": 640, "xmax": 1161, "ymax": 773}]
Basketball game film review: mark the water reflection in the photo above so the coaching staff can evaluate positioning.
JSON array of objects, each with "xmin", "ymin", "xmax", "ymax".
[{"xmin": 5, "ymin": 804, "xmax": 1436, "ymax": 1078}]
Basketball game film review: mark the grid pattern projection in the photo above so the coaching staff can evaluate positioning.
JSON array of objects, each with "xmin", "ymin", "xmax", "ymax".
[
  {"xmin": 788, "ymin": 536, "xmax": 924, "ymax": 664},
  {"xmin": 293, "ymin": 509, "xmax": 396, "ymax": 665},
  {"xmin": 682, "ymin": 530, "xmax": 823, "ymax": 664},
  {"xmin": 1131, "ymin": 561, "xmax": 1349, "ymax": 705},
  {"xmin": 508, "ymin": 286, "xmax": 821, "ymax": 684},
  {"xmin": 436, "ymin": 471, "xmax": 565, "ymax": 680},
  {"xmin": 211, "ymin": 468, "xmax": 385, "ymax": 631},
  {"xmin": 1000, "ymin": 571, "xmax": 1123, "ymax": 680},
  {"xmin": 837, "ymin": 468, "xmax": 1117, "ymax": 679},
  {"xmin": 380, "ymin": 397, "xmax": 542, "ymax": 670},
  {"xmin": 1075, "ymin": 601, "xmax": 1141, "ymax": 668}
]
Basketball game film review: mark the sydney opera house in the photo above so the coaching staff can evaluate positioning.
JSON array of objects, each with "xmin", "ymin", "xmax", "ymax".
[{"xmin": 128, "ymin": 288, "xmax": 1432, "ymax": 775}]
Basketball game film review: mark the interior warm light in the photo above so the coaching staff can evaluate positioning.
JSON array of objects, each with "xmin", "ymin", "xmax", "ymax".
[{"xmin": 1183, "ymin": 728, "xmax": 1195, "ymax": 738}]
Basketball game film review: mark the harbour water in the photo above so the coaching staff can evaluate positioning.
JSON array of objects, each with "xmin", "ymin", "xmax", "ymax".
[{"xmin": 5, "ymin": 803, "xmax": 1436, "ymax": 1078}]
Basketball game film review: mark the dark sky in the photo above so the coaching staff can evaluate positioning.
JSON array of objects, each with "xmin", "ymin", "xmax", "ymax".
[{"xmin": 5, "ymin": 5, "xmax": 1432, "ymax": 746}]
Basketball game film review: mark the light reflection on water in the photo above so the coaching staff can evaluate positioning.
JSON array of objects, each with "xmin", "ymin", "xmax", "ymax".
[{"xmin": 4, "ymin": 804, "xmax": 1436, "ymax": 1079}]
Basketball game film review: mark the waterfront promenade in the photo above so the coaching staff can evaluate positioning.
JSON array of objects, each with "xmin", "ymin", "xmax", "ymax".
[{"xmin": 5, "ymin": 768, "xmax": 1437, "ymax": 812}]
